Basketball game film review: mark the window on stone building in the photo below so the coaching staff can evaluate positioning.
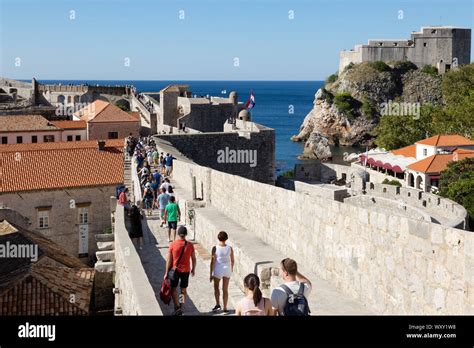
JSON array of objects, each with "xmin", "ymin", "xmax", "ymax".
[
  {"xmin": 75, "ymin": 135, "xmax": 81, "ymax": 141},
  {"xmin": 431, "ymin": 29, "xmax": 436, "ymax": 34},
  {"xmin": 43, "ymin": 135, "xmax": 55, "ymax": 142},
  {"xmin": 78, "ymin": 206, "xmax": 89, "ymax": 224},
  {"xmin": 423, "ymin": 42, "xmax": 427, "ymax": 47},
  {"xmin": 67, "ymin": 135, "xmax": 73, "ymax": 141},
  {"xmin": 1, "ymin": 136, "xmax": 8, "ymax": 144},
  {"xmin": 16, "ymin": 136, "xmax": 23, "ymax": 144},
  {"xmin": 37, "ymin": 209, "xmax": 50, "ymax": 229},
  {"xmin": 108, "ymin": 131, "xmax": 119, "ymax": 139},
  {"xmin": 423, "ymin": 149, "xmax": 427, "ymax": 156},
  {"xmin": 393, "ymin": 42, "xmax": 398, "ymax": 46},
  {"xmin": 32, "ymin": 135, "xmax": 38, "ymax": 143}
]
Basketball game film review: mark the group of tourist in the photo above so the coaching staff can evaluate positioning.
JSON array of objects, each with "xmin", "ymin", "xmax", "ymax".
[
  {"xmin": 136, "ymin": 93, "xmax": 154, "ymax": 113},
  {"xmin": 166, "ymin": 226, "xmax": 312, "ymax": 316},
  {"xmin": 121, "ymin": 135, "xmax": 312, "ymax": 317},
  {"xmin": 118, "ymin": 135, "xmax": 181, "ymax": 246}
]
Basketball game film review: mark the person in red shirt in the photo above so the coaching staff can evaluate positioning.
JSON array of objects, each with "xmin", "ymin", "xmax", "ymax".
[
  {"xmin": 165, "ymin": 226, "xmax": 196, "ymax": 315},
  {"xmin": 118, "ymin": 188, "xmax": 131, "ymax": 213}
]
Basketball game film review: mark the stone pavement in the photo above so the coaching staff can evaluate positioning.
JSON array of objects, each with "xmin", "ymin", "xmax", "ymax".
[
  {"xmin": 137, "ymin": 211, "xmax": 244, "ymax": 316},
  {"xmin": 133, "ymin": 165, "xmax": 373, "ymax": 315}
]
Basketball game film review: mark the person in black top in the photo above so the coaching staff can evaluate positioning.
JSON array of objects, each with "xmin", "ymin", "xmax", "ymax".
[{"xmin": 128, "ymin": 204, "xmax": 144, "ymax": 250}]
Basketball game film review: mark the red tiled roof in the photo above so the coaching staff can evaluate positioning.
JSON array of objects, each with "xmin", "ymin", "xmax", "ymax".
[
  {"xmin": 129, "ymin": 111, "xmax": 140, "ymax": 120},
  {"xmin": 50, "ymin": 120, "xmax": 87, "ymax": 130},
  {"xmin": 454, "ymin": 148, "xmax": 474, "ymax": 154},
  {"xmin": 0, "ymin": 139, "xmax": 124, "ymax": 153},
  {"xmin": 407, "ymin": 154, "xmax": 453, "ymax": 174},
  {"xmin": 391, "ymin": 144, "xmax": 417, "ymax": 158},
  {"xmin": 0, "ymin": 115, "xmax": 59, "ymax": 132},
  {"xmin": 0, "ymin": 265, "xmax": 94, "ymax": 315},
  {"xmin": 453, "ymin": 150, "xmax": 474, "ymax": 162},
  {"xmin": 75, "ymin": 100, "xmax": 139, "ymax": 123},
  {"xmin": 416, "ymin": 135, "xmax": 474, "ymax": 147},
  {"xmin": 0, "ymin": 140, "xmax": 124, "ymax": 193}
]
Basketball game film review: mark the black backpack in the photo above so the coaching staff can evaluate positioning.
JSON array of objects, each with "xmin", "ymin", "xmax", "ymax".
[{"xmin": 281, "ymin": 283, "xmax": 310, "ymax": 316}]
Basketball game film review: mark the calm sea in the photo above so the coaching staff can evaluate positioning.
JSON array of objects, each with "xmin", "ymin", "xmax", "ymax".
[{"xmin": 39, "ymin": 80, "xmax": 361, "ymax": 173}]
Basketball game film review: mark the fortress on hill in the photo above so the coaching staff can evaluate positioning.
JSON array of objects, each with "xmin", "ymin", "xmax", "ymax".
[{"xmin": 339, "ymin": 26, "xmax": 471, "ymax": 74}]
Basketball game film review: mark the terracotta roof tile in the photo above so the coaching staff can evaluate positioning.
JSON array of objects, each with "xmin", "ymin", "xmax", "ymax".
[
  {"xmin": 0, "ymin": 139, "xmax": 124, "ymax": 152},
  {"xmin": 416, "ymin": 134, "xmax": 474, "ymax": 147},
  {"xmin": 0, "ymin": 115, "xmax": 59, "ymax": 132},
  {"xmin": 454, "ymin": 148, "xmax": 474, "ymax": 154},
  {"xmin": 50, "ymin": 120, "xmax": 87, "ymax": 129},
  {"xmin": 391, "ymin": 144, "xmax": 417, "ymax": 158},
  {"xmin": 129, "ymin": 111, "xmax": 140, "ymax": 120},
  {"xmin": 0, "ymin": 140, "xmax": 124, "ymax": 193},
  {"xmin": 0, "ymin": 220, "xmax": 85, "ymax": 268},
  {"xmin": 0, "ymin": 265, "xmax": 94, "ymax": 315},
  {"xmin": 75, "ymin": 100, "xmax": 139, "ymax": 123},
  {"xmin": 407, "ymin": 154, "xmax": 454, "ymax": 173},
  {"xmin": 453, "ymin": 150, "xmax": 474, "ymax": 162},
  {"xmin": 0, "ymin": 219, "xmax": 93, "ymax": 315}
]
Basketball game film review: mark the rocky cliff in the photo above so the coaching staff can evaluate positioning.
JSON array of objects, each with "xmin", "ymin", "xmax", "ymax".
[{"xmin": 292, "ymin": 61, "xmax": 442, "ymax": 160}]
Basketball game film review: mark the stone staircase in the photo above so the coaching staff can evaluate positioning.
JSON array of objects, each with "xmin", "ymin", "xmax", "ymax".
[{"xmin": 95, "ymin": 153, "xmax": 132, "ymax": 280}]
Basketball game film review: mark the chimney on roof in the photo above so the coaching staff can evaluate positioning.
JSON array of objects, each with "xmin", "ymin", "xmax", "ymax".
[{"xmin": 98, "ymin": 140, "xmax": 106, "ymax": 151}]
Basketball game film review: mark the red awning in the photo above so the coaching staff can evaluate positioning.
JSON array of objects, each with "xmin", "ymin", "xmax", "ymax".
[
  {"xmin": 375, "ymin": 160, "xmax": 384, "ymax": 167},
  {"xmin": 430, "ymin": 175, "xmax": 441, "ymax": 180},
  {"xmin": 367, "ymin": 158, "xmax": 376, "ymax": 165},
  {"xmin": 392, "ymin": 165, "xmax": 403, "ymax": 173},
  {"xmin": 382, "ymin": 162, "xmax": 393, "ymax": 170}
]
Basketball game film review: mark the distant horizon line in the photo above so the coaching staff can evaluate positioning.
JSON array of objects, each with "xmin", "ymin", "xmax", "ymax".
[{"xmin": 16, "ymin": 78, "xmax": 324, "ymax": 83}]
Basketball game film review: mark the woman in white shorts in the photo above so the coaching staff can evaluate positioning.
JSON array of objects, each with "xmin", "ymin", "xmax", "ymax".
[{"xmin": 209, "ymin": 231, "xmax": 234, "ymax": 312}]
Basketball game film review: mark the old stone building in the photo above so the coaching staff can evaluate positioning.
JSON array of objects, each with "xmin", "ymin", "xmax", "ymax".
[
  {"xmin": 0, "ymin": 139, "xmax": 124, "ymax": 262},
  {"xmin": 339, "ymin": 26, "xmax": 471, "ymax": 73},
  {"xmin": 74, "ymin": 100, "xmax": 140, "ymax": 140},
  {"xmin": 0, "ymin": 115, "xmax": 86, "ymax": 144}
]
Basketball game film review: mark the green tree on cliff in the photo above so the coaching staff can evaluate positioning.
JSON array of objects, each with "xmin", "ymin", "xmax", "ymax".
[
  {"xmin": 439, "ymin": 157, "xmax": 474, "ymax": 225},
  {"xmin": 374, "ymin": 63, "xmax": 474, "ymax": 150},
  {"xmin": 374, "ymin": 106, "xmax": 434, "ymax": 150}
]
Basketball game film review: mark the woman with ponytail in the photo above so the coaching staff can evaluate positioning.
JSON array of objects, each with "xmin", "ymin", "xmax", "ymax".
[{"xmin": 235, "ymin": 273, "xmax": 273, "ymax": 316}]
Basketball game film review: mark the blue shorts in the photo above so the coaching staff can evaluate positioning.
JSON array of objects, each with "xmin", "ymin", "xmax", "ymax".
[{"xmin": 168, "ymin": 221, "xmax": 177, "ymax": 230}]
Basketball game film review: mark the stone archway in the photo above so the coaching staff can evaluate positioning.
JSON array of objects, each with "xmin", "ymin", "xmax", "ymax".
[
  {"xmin": 416, "ymin": 175, "xmax": 423, "ymax": 190},
  {"xmin": 57, "ymin": 95, "xmax": 65, "ymax": 104},
  {"xmin": 408, "ymin": 173, "xmax": 415, "ymax": 187}
]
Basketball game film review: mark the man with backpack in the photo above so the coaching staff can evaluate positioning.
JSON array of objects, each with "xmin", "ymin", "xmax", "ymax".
[
  {"xmin": 165, "ymin": 226, "xmax": 196, "ymax": 316},
  {"xmin": 270, "ymin": 258, "xmax": 311, "ymax": 316}
]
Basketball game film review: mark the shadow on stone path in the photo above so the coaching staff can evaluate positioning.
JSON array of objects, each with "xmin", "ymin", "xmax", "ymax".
[{"xmin": 137, "ymin": 214, "xmax": 238, "ymax": 316}]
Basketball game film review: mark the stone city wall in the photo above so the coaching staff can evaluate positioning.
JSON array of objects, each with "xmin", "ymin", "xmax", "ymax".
[
  {"xmin": 365, "ymin": 183, "xmax": 468, "ymax": 229},
  {"xmin": 169, "ymin": 157, "xmax": 474, "ymax": 314},
  {"xmin": 155, "ymin": 128, "xmax": 275, "ymax": 184},
  {"xmin": 113, "ymin": 201, "xmax": 162, "ymax": 315}
]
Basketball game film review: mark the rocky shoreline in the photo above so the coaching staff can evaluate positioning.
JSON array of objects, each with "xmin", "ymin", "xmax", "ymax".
[{"xmin": 291, "ymin": 61, "xmax": 442, "ymax": 160}]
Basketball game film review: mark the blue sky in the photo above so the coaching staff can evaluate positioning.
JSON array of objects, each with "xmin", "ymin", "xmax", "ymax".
[{"xmin": 0, "ymin": 0, "xmax": 472, "ymax": 80}]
